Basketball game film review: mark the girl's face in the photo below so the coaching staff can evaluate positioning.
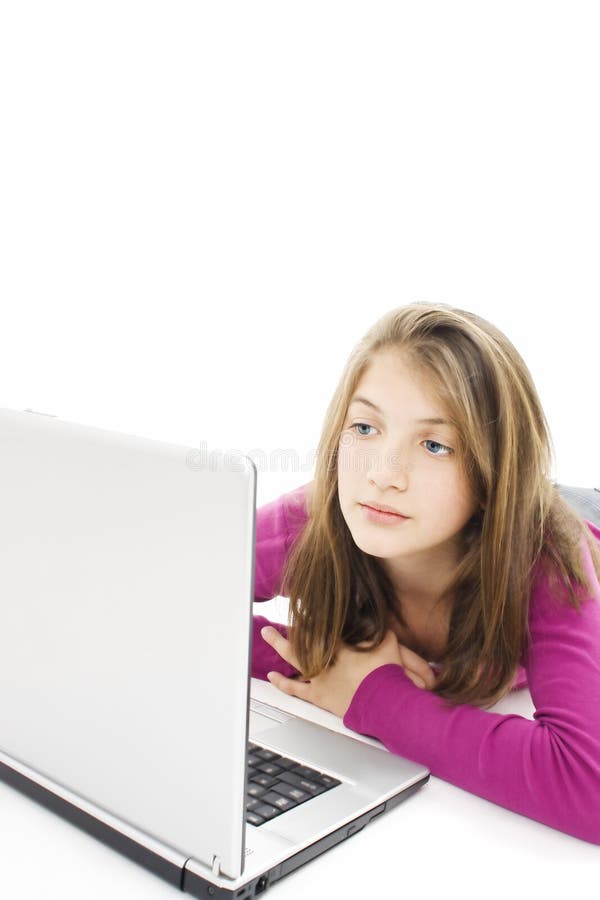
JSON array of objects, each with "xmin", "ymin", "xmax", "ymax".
[{"xmin": 337, "ymin": 349, "xmax": 479, "ymax": 573}]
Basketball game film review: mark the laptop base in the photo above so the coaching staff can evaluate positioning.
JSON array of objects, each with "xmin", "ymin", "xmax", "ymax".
[
  {"xmin": 0, "ymin": 754, "xmax": 427, "ymax": 898},
  {"xmin": 183, "ymin": 776, "xmax": 427, "ymax": 898}
]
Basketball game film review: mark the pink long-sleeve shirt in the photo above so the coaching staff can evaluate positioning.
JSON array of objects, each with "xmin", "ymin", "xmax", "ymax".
[{"xmin": 251, "ymin": 482, "xmax": 600, "ymax": 845}]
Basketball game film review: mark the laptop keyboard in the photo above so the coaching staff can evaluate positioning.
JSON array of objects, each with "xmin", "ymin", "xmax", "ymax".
[{"xmin": 246, "ymin": 742, "xmax": 342, "ymax": 826}]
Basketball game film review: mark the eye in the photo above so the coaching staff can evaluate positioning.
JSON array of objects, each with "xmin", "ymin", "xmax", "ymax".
[
  {"xmin": 346, "ymin": 424, "xmax": 454, "ymax": 457},
  {"xmin": 423, "ymin": 439, "xmax": 453, "ymax": 457},
  {"xmin": 349, "ymin": 422, "xmax": 377, "ymax": 437}
]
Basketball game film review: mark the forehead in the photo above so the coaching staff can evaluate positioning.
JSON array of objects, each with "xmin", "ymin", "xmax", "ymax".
[{"xmin": 350, "ymin": 351, "xmax": 447, "ymax": 418}]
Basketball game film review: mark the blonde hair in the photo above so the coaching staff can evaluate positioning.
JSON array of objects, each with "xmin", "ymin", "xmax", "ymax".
[{"xmin": 280, "ymin": 301, "xmax": 600, "ymax": 708}]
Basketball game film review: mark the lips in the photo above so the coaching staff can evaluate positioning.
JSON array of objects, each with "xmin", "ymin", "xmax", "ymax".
[{"xmin": 361, "ymin": 502, "xmax": 408, "ymax": 517}]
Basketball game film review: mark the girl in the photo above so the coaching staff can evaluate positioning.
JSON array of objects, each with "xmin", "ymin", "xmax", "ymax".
[{"xmin": 252, "ymin": 301, "xmax": 600, "ymax": 845}]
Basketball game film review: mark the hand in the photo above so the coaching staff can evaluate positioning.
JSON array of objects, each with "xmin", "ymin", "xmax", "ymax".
[{"xmin": 260, "ymin": 626, "xmax": 437, "ymax": 719}]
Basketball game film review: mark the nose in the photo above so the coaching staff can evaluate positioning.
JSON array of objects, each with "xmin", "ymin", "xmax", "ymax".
[{"xmin": 366, "ymin": 444, "xmax": 412, "ymax": 491}]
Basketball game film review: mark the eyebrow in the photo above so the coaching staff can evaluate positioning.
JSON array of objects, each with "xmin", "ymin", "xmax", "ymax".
[{"xmin": 348, "ymin": 395, "xmax": 452, "ymax": 426}]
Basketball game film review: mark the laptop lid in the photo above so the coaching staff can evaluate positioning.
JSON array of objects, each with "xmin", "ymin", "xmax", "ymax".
[{"xmin": 0, "ymin": 408, "xmax": 256, "ymax": 880}]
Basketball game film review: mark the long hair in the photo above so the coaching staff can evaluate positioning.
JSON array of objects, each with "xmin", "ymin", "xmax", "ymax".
[{"xmin": 279, "ymin": 301, "xmax": 600, "ymax": 709}]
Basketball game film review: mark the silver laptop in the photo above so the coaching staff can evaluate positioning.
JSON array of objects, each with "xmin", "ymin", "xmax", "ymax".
[{"xmin": 0, "ymin": 407, "xmax": 429, "ymax": 897}]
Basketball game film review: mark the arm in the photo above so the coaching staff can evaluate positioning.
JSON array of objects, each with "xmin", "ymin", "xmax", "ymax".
[
  {"xmin": 343, "ymin": 528, "xmax": 600, "ymax": 845},
  {"xmin": 251, "ymin": 483, "xmax": 312, "ymax": 680},
  {"xmin": 253, "ymin": 482, "xmax": 311, "ymax": 601}
]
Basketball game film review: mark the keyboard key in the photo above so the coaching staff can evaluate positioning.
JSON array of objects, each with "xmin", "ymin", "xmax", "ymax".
[
  {"xmin": 318, "ymin": 774, "xmax": 341, "ymax": 788},
  {"xmin": 271, "ymin": 783, "xmax": 310, "ymax": 803},
  {"xmin": 262, "ymin": 792, "xmax": 296, "ymax": 811},
  {"xmin": 270, "ymin": 755, "xmax": 298, "ymax": 770},
  {"xmin": 246, "ymin": 742, "xmax": 341, "ymax": 826},
  {"xmin": 289, "ymin": 764, "xmax": 322, "ymax": 779},
  {"xmin": 277, "ymin": 771, "xmax": 326, "ymax": 795},
  {"xmin": 290, "ymin": 765, "xmax": 341, "ymax": 788},
  {"xmin": 254, "ymin": 749, "xmax": 281, "ymax": 762},
  {"xmin": 250, "ymin": 773, "xmax": 278, "ymax": 789},
  {"xmin": 246, "ymin": 811, "xmax": 265, "ymax": 826},
  {"xmin": 254, "ymin": 802, "xmax": 282, "ymax": 821},
  {"xmin": 256, "ymin": 762, "xmax": 284, "ymax": 777},
  {"xmin": 247, "ymin": 783, "xmax": 267, "ymax": 798}
]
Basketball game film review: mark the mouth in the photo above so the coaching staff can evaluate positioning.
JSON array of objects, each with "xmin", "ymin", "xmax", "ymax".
[{"xmin": 360, "ymin": 503, "xmax": 409, "ymax": 520}]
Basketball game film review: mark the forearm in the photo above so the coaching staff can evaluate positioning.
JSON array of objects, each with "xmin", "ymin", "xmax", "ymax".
[{"xmin": 343, "ymin": 663, "xmax": 600, "ymax": 845}]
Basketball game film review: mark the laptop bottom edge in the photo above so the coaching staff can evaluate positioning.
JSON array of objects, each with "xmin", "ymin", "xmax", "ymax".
[
  {"xmin": 183, "ymin": 774, "xmax": 429, "ymax": 899},
  {"xmin": 0, "ymin": 757, "xmax": 184, "ymax": 892},
  {"xmin": 0, "ymin": 756, "xmax": 429, "ymax": 899}
]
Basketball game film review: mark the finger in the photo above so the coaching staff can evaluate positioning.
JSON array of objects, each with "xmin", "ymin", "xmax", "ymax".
[
  {"xmin": 407, "ymin": 664, "xmax": 437, "ymax": 690},
  {"xmin": 404, "ymin": 671, "xmax": 427, "ymax": 690},
  {"xmin": 266, "ymin": 671, "xmax": 312, "ymax": 700},
  {"xmin": 260, "ymin": 626, "xmax": 301, "ymax": 671},
  {"xmin": 397, "ymin": 644, "xmax": 437, "ymax": 689}
]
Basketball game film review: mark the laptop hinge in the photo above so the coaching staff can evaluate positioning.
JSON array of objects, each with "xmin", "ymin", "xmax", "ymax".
[{"xmin": 211, "ymin": 855, "xmax": 221, "ymax": 877}]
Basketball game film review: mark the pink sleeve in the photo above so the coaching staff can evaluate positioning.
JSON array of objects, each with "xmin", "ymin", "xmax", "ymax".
[
  {"xmin": 253, "ymin": 483, "xmax": 310, "ymax": 600},
  {"xmin": 251, "ymin": 483, "xmax": 311, "ymax": 681},
  {"xmin": 343, "ymin": 521, "xmax": 600, "ymax": 844}
]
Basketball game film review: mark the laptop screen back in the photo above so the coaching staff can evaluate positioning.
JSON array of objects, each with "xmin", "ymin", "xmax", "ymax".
[{"xmin": 0, "ymin": 409, "xmax": 255, "ymax": 879}]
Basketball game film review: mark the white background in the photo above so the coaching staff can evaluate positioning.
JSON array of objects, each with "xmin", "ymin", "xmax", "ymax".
[{"xmin": 1, "ymin": 2, "xmax": 599, "ymax": 898}]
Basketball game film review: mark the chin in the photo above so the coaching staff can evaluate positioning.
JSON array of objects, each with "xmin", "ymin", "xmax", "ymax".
[{"xmin": 348, "ymin": 526, "xmax": 397, "ymax": 556}]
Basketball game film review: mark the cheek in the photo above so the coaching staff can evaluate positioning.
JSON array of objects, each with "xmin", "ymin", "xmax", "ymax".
[
  {"xmin": 337, "ymin": 445, "xmax": 358, "ymax": 483},
  {"xmin": 430, "ymin": 478, "xmax": 477, "ymax": 523},
  {"xmin": 338, "ymin": 443, "xmax": 376, "ymax": 477},
  {"xmin": 336, "ymin": 447, "xmax": 362, "ymax": 509}
]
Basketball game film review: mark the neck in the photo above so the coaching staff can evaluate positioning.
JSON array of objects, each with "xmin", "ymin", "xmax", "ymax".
[{"xmin": 381, "ymin": 540, "xmax": 462, "ymax": 616}]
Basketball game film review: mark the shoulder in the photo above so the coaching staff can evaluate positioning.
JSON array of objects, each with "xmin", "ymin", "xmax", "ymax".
[
  {"xmin": 254, "ymin": 481, "xmax": 313, "ymax": 600},
  {"xmin": 586, "ymin": 518, "xmax": 600, "ymax": 547},
  {"xmin": 256, "ymin": 481, "xmax": 312, "ymax": 545},
  {"xmin": 525, "ymin": 518, "xmax": 600, "ymax": 649},
  {"xmin": 529, "ymin": 518, "xmax": 600, "ymax": 614},
  {"xmin": 516, "ymin": 519, "xmax": 600, "ymax": 699},
  {"xmin": 281, "ymin": 481, "xmax": 313, "ymax": 531}
]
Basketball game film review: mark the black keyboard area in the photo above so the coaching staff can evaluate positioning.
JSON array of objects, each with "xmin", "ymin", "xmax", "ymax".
[{"xmin": 246, "ymin": 742, "xmax": 342, "ymax": 827}]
